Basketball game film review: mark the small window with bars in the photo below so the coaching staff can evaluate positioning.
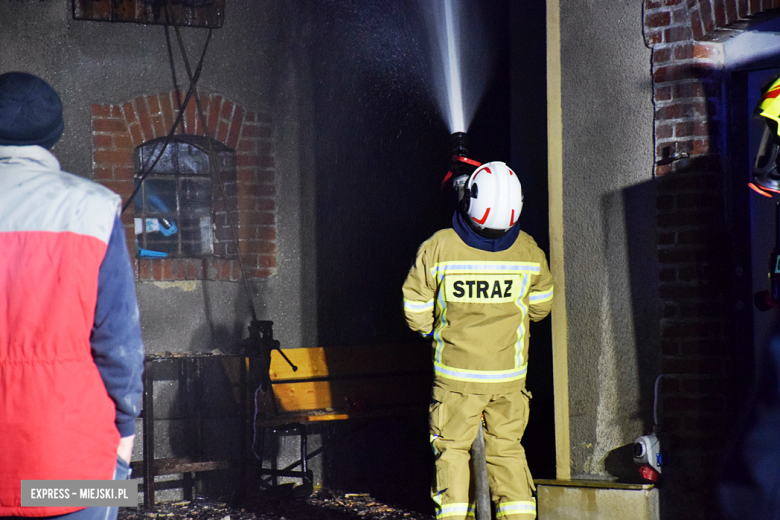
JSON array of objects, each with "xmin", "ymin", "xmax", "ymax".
[{"xmin": 133, "ymin": 135, "xmax": 236, "ymax": 258}]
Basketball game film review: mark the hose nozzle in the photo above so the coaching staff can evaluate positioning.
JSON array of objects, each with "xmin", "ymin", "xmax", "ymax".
[
  {"xmin": 449, "ymin": 132, "xmax": 479, "ymax": 168},
  {"xmin": 451, "ymin": 132, "xmax": 468, "ymax": 158},
  {"xmin": 442, "ymin": 132, "xmax": 480, "ymax": 193}
]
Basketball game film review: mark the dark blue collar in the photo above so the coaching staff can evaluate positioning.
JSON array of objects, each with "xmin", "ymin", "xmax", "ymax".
[{"xmin": 452, "ymin": 211, "xmax": 520, "ymax": 252}]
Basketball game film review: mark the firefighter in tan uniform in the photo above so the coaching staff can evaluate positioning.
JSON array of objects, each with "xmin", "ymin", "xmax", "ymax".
[{"xmin": 403, "ymin": 161, "xmax": 553, "ymax": 520}]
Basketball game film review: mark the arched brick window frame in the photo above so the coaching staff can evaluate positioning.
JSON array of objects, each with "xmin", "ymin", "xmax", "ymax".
[{"xmin": 91, "ymin": 91, "xmax": 276, "ymax": 281}]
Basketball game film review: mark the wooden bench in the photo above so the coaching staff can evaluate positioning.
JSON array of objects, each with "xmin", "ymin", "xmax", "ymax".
[{"xmin": 252, "ymin": 342, "xmax": 432, "ymax": 491}]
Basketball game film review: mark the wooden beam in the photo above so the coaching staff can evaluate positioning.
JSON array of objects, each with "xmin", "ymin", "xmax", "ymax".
[
  {"xmin": 130, "ymin": 458, "xmax": 235, "ymax": 476},
  {"xmin": 546, "ymin": 0, "xmax": 572, "ymax": 481}
]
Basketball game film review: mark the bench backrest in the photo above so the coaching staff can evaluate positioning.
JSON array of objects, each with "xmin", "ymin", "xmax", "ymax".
[{"xmin": 266, "ymin": 343, "xmax": 432, "ymax": 417}]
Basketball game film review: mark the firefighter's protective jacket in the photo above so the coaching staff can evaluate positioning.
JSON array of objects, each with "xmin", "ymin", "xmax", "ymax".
[{"xmin": 403, "ymin": 227, "xmax": 553, "ymax": 394}]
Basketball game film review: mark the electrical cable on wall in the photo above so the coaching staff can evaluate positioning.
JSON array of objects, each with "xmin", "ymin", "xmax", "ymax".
[
  {"xmin": 633, "ymin": 374, "xmax": 668, "ymax": 482},
  {"xmin": 163, "ymin": 2, "xmax": 260, "ymax": 323},
  {"xmin": 164, "ymin": 23, "xmax": 186, "ymax": 135},
  {"xmin": 150, "ymin": 2, "xmax": 301, "ymax": 474},
  {"xmin": 121, "ymin": 27, "xmax": 213, "ymax": 214}
]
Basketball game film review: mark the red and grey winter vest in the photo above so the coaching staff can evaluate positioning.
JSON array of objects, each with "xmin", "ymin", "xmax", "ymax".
[{"xmin": 0, "ymin": 146, "xmax": 122, "ymax": 516}]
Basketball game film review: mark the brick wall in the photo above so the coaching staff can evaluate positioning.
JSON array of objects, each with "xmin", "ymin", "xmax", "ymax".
[
  {"xmin": 655, "ymin": 166, "xmax": 732, "ymax": 516},
  {"xmin": 91, "ymin": 91, "xmax": 276, "ymax": 281},
  {"xmin": 644, "ymin": 1, "xmax": 780, "ymax": 518}
]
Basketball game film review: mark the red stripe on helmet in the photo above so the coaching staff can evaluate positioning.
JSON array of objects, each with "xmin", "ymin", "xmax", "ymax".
[
  {"xmin": 510, "ymin": 209, "xmax": 517, "ymax": 226},
  {"xmin": 473, "ymin": 208, "xmax": 491, "ymax": 225},
  {"xmin": 749, "ymin": 182, "xmax": 774, "ymax": 197},
  {"xmin": 472, "ymin": 166, "xmax": 490, "ymax": 183},
  {"xmin": 766, "ymin": 86, "xmax": 780, "ymax": 100}
]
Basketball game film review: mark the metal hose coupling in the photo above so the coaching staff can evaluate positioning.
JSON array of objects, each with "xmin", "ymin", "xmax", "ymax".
[{"xmin": 442, "ymin": 132, "xmax": 481, "ymax": 189}]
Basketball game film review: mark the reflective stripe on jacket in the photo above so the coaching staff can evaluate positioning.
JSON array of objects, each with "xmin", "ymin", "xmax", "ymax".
[{"xmin": 403, "ymin": 228, "xmax": 553, "ymax": 394}]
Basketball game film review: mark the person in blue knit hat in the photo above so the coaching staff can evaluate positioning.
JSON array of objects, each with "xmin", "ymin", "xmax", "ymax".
[
  {"xmin": 0, "ymin": 72, "xmax": 145, "ymax": 520},
  {"xmin": 0, "ymin": 72, "xmax": 64, "ymax": 149}
]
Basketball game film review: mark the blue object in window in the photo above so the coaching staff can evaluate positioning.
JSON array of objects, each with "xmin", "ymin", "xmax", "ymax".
[
  {"xmin": 157, "ymin": 218, "xmax": 178, "ymax": 236},
  {"xmin": 138, "ymin": 248, "xmax": 168, "ymax": 258}
]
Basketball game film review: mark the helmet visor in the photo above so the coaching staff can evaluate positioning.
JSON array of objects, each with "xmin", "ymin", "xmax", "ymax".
[{"xmin": 755, "ymin": 120, "xmax": 780, "ymax": 175}]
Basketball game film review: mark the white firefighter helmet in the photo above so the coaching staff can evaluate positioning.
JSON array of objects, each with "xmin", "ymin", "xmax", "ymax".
[{"xmin": 462, "ymin": 161, "xmax": 523, "ymax": 233}]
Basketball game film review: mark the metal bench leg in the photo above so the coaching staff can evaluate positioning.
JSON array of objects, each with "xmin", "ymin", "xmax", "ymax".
[
  {"xmin": 299, "ymin": 424, "xmax": 307, "ymax": 475},
  {"xmin": 143, "ymin": 361, "xmax": 156, "ymax": 510},
  {"xmin": 237, "ymin": 356, "xmax": 248, "ymax": 502},
  {"xmin": 297, "ymin": 424, "xmax": 313, "ymax": 493}
]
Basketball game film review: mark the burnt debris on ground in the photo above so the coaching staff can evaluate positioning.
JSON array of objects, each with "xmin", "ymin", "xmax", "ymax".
[{"xmin": 118, "ymin": 490, "xmax": 435, "ymax": 520}]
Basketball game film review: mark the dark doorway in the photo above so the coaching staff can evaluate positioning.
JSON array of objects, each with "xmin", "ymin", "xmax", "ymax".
[
  {"xmin": 727, "ymin": 50, "xmax": 780, "ymax": 403},
  {"xmin": 726, "ymin": 27, "xmax": 780, "ymax": 404}
]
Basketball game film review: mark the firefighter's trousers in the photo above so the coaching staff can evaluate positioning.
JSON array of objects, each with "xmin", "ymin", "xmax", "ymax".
[{"xmin": 429, "ymin": 384, "xmax": 536, "ymax": 519}]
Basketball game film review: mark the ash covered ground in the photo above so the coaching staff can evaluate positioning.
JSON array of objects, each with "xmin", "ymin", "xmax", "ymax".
[{"xmin": 118, "ymin": 490, "xmax": 435, "ymax": 520}]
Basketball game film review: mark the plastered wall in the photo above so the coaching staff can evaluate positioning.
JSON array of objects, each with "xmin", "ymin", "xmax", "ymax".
[
  {"xmin": 0, "ymin": 2, "xmax": 318, "ymax": 498},
  {"xmin": 0, "ymin": 1, "xmax": 318, "ymax": 353},
  {"xmin": 558, "ymin": 0, "xmax": 661, "ymax": 477}
]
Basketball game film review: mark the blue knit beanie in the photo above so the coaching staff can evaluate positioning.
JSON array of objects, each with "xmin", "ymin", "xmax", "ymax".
[{"xmin": 0, "ymin": 72, "xmax": 63, "ymax": 149}]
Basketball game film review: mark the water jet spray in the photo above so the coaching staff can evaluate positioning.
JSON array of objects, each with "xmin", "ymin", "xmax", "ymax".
[
  {"xmin": 423, "ymin": 0, "xmax": 495, "ymax": 204},
  {"xmin": 442, "ymin": 0, "xmax": 464, "ymax": 134},
  {"xmin": 423, "ymin": 0, "xmax": 493, "ymax": 137}
]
